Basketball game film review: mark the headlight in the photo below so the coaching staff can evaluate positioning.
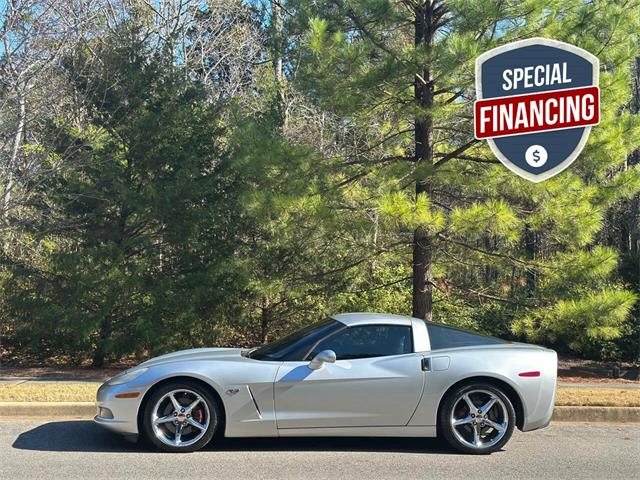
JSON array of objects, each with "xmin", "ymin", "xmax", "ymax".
[{"xmin": 107, "ymin": 367, "xmax": 149, "ymax": 386}]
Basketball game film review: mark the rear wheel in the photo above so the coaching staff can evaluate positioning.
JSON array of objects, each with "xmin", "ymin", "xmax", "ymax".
[
  {"xmin": 142, "ymin": 380, "xmax": 219, "ymax": 453},
  {"xmin": 439, "ymin": 383, "xmax": 515, "ymax": 454}
]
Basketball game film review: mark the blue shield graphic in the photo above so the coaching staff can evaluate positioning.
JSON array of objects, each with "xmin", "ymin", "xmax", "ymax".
[{"xmin": 475, "ymin": 38, "xmax": 599, "ymax": 182}]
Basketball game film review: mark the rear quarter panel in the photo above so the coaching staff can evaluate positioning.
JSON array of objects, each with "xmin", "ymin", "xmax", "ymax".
[{"xmin": 408, "ymin": 345, "xmax": 557, "ymax": 431}]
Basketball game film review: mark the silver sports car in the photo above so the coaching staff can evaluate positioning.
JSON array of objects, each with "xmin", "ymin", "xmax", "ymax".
[{"xmin": 95, "ymin": 313, "xmax": 557, "ymax": 454}]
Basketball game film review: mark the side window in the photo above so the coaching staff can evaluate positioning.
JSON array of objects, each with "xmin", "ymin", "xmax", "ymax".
[
  {"xmin": 308, "ymin": 325, "xmax": 413, "ymax": 360},
  {"xmin": 426, "ymin": 323, "xmax": 505, "ymax": 350}
]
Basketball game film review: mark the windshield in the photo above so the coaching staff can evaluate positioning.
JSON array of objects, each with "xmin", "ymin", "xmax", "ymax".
[{"xmin": 247, "ymin": 318, "xmax": 342, "ymax": 361}]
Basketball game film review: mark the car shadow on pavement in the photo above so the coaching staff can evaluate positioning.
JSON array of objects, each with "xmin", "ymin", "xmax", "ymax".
[
  {"xmin": 12, "ymin": 421, "xmax": 142, "ymax": 453},
  {"xmin": 211, "ymin": 436, "xmax": 455, "ymax": 454},
  {"xmin": 12, "ymin": 420, "xmax": 462, "ymax": 455}
]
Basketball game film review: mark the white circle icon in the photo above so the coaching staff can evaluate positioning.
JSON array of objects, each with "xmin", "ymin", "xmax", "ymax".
[{"xmin": 525, "ymin": 145, "xmax": 548, "ymax": 168}]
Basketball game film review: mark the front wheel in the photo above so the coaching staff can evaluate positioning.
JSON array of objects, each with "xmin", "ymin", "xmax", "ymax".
[
  {"xmin": 142, "ymin": 380, "xmax": 219, "ymax": 453},
  {"xmin": 439, "ymin": 383, "xmax": 516, "ymax": 454}
]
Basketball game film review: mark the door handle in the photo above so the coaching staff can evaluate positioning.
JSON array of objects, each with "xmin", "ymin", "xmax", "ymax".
[{"xmin": 421, "ymin": 357, "xmax": 431, "ymax": 371}]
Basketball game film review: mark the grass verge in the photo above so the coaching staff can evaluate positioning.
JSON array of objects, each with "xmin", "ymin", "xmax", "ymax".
[
  {"xmin": 555, "ymin": 388, "xmax": 640, "ymax": 407},
  {"xmin": 0, "ymin": 383, "xmax": 639, "ymax": 407},
  {"xmin": 0, "ymin": 383, "xmax": 99, "ymax": 402}
]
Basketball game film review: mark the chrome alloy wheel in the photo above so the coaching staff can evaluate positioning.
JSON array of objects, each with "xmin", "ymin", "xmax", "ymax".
[
  {"xmin": 151, "ymin": 389, "xmax": 210, "ymax": 447},
  {"xmin": 450, "ymin": 389, "xmax": 508, "ymax": 450}
]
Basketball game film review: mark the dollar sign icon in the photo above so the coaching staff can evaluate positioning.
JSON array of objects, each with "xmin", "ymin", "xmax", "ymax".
[{"xmin": 525, "ymin": 145, "xmax": 548, "ymax": 168}]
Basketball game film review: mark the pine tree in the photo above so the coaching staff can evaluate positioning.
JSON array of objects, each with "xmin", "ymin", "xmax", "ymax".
[
  {"xmin": 287, "ymin": 0, "xmax": 640, "ymax": 355},
  {"xmin": 602, "ymin": 56, "xmax": 640, "ymax": 362},
  {"xmin": 5, "ymin": 30, "xmax": 244, "ymax": 365}
]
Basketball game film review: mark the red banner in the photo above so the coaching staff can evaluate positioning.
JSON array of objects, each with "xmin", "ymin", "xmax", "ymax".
[{"xmin": 474, "ymin": 86, "xmax": 599, "ymax": 139}]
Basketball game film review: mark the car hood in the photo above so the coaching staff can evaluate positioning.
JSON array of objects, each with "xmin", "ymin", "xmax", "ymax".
[{"xmin": 138, "ymin": 347, "xmax": 244, "ymax": 368}]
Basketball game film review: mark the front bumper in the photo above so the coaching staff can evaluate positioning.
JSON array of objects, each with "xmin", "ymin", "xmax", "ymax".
[{"xmin": 94, "ymin": 381, "xmax": 145, "ymax": 436}]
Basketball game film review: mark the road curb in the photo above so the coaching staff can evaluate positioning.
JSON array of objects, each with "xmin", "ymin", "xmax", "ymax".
[{"xmin": 1, "ymin": 402, "xmax": 639, "ymax": 423}]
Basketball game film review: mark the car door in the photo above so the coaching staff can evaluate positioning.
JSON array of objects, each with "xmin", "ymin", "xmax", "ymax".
[{"xmin": 274, "ymin": 324, "xmax": 425, "ymax": 429}]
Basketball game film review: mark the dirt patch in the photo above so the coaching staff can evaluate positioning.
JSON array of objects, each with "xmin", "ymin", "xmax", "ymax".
[
  {"xmin": 0, "ymin": 366, "xmax": 124, "ymax": 380},
  {"xmin": 558, "ymin": 356, "xmax": 639, "ymax": 382}
]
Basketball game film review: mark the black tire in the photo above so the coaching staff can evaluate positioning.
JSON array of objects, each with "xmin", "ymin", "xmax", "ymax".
[
  {"xmin": 439, "ymin": 382, "xmax": 516, "ymax": 454},
  {"xmin": 142, "ymin": 380, "xmax": 220, "ymax": 453}
]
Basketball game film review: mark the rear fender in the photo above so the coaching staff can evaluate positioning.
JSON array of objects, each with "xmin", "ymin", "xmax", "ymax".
[{"xmin": 408, "ymin": 346, "xmax": 557, "ymax": 431}]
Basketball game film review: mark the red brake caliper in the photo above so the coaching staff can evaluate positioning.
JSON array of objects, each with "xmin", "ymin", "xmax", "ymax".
[{"xmin": 193, "ymin": 406, "xmax": 205, "ymax": 424}]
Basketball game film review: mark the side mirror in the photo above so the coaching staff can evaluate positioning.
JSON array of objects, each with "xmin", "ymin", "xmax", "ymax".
[{"xmin": 308, "ymin": 350, "xmax": 336, "ymax": 370}]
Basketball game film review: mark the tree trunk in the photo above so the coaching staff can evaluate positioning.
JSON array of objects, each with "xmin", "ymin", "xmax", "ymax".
[
  {"xmin": 523, "ymin": 224, "xmax": 536, "ymax": 292},
  {"xmin": 260, "ymin": 297, "xmax": 271, "ymax": 343},
  {"xmin": 3, "ymin": 89, "xmax": 26, "ymax": 225},
  {"xmin": 412, "ymin": 2, "xmax": 434, "ymax": 320},
  {"xmin": 92, "ymin": 347, "xmax": 105, "ymax": 368},
  {"xmin": 484, "ymin": 236, "xmax": 498, "ymax": 283},
  {"xmin": 92, "ymin": 317, "xmax": 112, "ymax": 368},
  {"xmin": 413, "ymin": 225, "xmax": 433, "ymax": 320},
  {"xmin": 270, "ymin": 0, "xmax": 287, "ymax": 129}
]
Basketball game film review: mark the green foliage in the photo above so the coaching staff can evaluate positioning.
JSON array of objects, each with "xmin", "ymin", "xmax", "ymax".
[
  {"xmin": 289, "ymin": 0, "xmax": 640, "ymax": 359},
  {"xmin": 450, "ymin": 200, "xmax": 521, "ymax": 245},
  {"xmin": 2, "ymin": 1, "xmax": 640, "ymax": 365},
  {"xmin": 379, "ymin": 192, "xmax": 445, "ymax": 231},
  {"xmin": 5, "ymin": 30, "xmax": 245, "ymax": 365},
  {"xmin": 513, "ymin": 289, "xmax": 637, "ymax": 353}
]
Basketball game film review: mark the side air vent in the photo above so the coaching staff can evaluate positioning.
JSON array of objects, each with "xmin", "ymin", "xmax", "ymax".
[{"xmin": 247, "ymin": 386, "xmax": 262, "ymax": 418}]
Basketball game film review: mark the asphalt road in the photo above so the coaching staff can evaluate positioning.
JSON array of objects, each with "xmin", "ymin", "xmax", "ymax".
[{"xmin": 0, "ymin": 420, "xmax": 638, "ymax": 480}]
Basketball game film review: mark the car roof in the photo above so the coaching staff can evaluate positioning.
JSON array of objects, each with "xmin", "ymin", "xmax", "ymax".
[{"xmin": 331, "ymin": 312, "xmax": 414, "ymax": 327}]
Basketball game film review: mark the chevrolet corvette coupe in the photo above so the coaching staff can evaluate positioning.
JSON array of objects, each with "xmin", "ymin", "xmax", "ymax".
[{"xmin": 95, "ymin": 313, "xmax": 557, "ymax": 454}]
